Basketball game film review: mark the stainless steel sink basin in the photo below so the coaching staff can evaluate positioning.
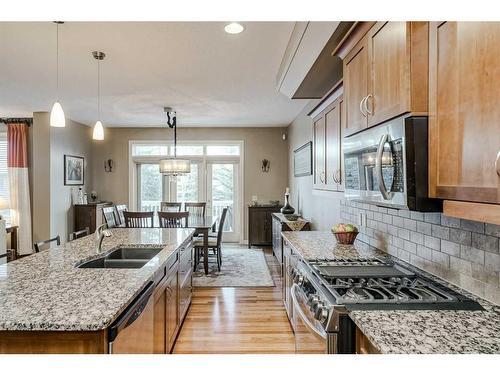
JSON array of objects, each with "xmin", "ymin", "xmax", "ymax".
[
  {"xmin": 105, "ymin": 247, "xmax": 162, "ymax": 260},
  {"xmin": 77, "ymin": 247, "xmax": 163, "ymax": 269}
]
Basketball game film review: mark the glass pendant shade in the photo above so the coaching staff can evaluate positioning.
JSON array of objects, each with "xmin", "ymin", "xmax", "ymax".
[
  {"xmin": 50, "ymin": 101, "xmax": 66, "ymax": 127},
  {"xmin": 159, "ymin": 158, "xmax": 191, "ymax": 175},
  {"xmin": 92, "ymin": 120, "xmax": 104, "ymax": 140}
]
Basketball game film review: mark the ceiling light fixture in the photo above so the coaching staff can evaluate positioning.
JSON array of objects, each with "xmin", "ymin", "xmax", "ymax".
[
  {"xmin": 224, "ymin": 22, "xmax": 245, "ymax": 34},
  {"xmin": 159, "ymin": 108, "xmax": 191, "ymax": 178},
  {"xmin": 50, "ymin": 21, "xmax": 66, "ymax": 127},
  {"xmin": 92, "ymin": 51, "xmax": 105, "ymax": 141}
]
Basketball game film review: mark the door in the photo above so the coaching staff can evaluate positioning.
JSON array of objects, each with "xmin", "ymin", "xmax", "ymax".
[
  {"xmin": 313, "ymin": 115, "xmax": 326, "ymax": 189},
  {"xmin": 166, "ymin": 269, "xmax": 178, "ymax": 353},
  {"xmin": 137, "ymin": 163, "xmax": 164, "ymax": 212},
  {"xmin": 207, "ymin": 162, "xmax": 239, "ymax": 242},
  {"xmin": 343, "ymin": 34, "xmax": 369, "ymax": 135},
  {"xmin": 171, "ymin": 162, "xmax": 203, "ymax": 203},
  {"xmin": 153, "ymin": 278, "xmax": 167, "ymax": 354},
  {"xmin": 429, "ymin": 22, "xmax": 500, "ymax": 204},
  {"xmin": 325, "ymin": 97, "xmax": 342, "ymax": 191},
  {"xmin": 367, "ymin": 22, "xmax": 410, "ymax": 127},
  {"xmin": 291, "ymin": 284, "xmax": 328, "ymax": 354}
]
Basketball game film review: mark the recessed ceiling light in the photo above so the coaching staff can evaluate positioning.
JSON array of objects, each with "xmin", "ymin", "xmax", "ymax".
[{"xmin": 224, "ymin": 22, "xmax": 244, "ymax": 34}]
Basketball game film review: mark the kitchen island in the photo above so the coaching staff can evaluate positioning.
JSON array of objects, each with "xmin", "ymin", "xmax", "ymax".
[
  {"xmin": 0, "ymin": 228, "xmax": 194, "ymax": 353},
  {"xmin": 281, "ymin": 231, "xmax": 500, "ymax": 354}
]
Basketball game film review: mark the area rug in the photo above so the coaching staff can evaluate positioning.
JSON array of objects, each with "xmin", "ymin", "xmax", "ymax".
[{"xmin": 193, "ymin": 247, "xmax": 274, "ymax": 287}]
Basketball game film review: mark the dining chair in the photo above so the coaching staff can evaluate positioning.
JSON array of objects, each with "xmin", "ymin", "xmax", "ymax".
[
  {"xmin": 158, "ymin": 211, "xmax": 189, "ymax": 228},
  {"xmin": 193, "ymin": 207, "xmax": 228, "ymax": 272},
  {"xmin": 69, "ymin": 227, "xmax": 90, "ymax": 241},
  {"xmin": 123, "ymin": 211, "xmax": 154, "ymax": 228},
  {"xmin": 102, "ymin": 207, "xmax": 118, "ymax": 228},
  {"xmin": 115, "ymin": 204, "xmax": 127, "ymax": 225},
  {"xmin": 160, "ymin": 202, "xmax": 182, "ymax": 212},
  {"xmin": 34, "ymin": 235, "xmax": 61, "ymax": 253},
  {"xmin": 185, "ymin": 202, "xmax": 206, "ymax": 217}
]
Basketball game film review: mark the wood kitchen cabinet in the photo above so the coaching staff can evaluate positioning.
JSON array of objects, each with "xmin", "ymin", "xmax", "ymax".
[
  {"xmin": 428, "ymin": 21, "xmax": 500, "ymax": 214},
  {"xmin": 343, "ymin": 34, "xmax": 369, "ymax": 135},
  {"xmin": 313, "ymin": 115, "xmax": 326, "ymax": 188},
  {"xmin": 311, "ymin": 90, "xmax": 344, "ymax": 192},
  {"xmin": 166, "ymin": 268, "xmax": 179, "ymax": 353},
  {"xmin": 342, "ymin": 22, "xmax": 429, "ymax": 135}
]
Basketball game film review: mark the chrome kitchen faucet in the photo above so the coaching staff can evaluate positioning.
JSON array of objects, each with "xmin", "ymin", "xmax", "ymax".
[{"xmin": 95, "ymin": 224, "xmax": 112, "ymax": 254}]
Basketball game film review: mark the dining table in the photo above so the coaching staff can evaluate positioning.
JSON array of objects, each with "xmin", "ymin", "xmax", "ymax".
[{"xmin": 186, "ymin": 215, "xmax": 218, "ymax": 275}]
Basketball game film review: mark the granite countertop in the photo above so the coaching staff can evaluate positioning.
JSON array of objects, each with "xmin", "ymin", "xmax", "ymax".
[
  {"xmin": 281, "ymin": 231, "xmax": 500, "ymax": 354},
  {"xmin": 0, "ymin": 228, "xmax": 194, "ymax": 332}
]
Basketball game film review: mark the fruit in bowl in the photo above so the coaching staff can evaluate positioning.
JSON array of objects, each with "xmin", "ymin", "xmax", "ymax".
[{"xmin": 331, "ymin": 223, "xmax": 359, "ymax": 244}]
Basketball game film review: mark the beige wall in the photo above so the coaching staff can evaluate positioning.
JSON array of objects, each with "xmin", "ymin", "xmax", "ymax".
[
  {"xmin": 31, "ymin": 112, "xmax": 51, "ymax": 244},
  {"xmin": 50, "ymin": 120, "xmax": 93, "ymax": 243},
  {"xmin": 30, "ymin": 112, "xmax": 93, "ymax": 245},
  {"xmin": 91, "ymin": 127, "xmax": 289, "ymax": 241},
  {"xmin": 287, "ymin": 101, "xmax": 343, "ymax": 230}
]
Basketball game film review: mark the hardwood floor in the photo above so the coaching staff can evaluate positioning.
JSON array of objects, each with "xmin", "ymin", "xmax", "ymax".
[{"xmin": 173, "ymin": 247, "xmax": 295, "ymax": 354}]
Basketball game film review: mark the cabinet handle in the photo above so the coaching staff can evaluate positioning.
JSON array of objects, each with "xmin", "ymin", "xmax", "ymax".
[
  {"xmin": 319, "ymin": 172, "xmax": 325, "ymax": 183},
  {"xmin": 496, "ymin": 151, "xmax": 500, "ymax": 177},
  {"xmin": 359, "ymin": 97, "xmax": 367, "ymax": 117},
  {"xmin": 364, "ymin": 94, "xmax": 373, "ymax": 115},
  {"xmin": 333, "ymin": 169, "xmax": 342, "ymax": 184}
]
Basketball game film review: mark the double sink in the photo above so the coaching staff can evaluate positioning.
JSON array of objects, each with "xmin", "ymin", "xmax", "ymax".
[{"xmin": 77, "ymin": 247, "xmax": 163, "ymax": 269}]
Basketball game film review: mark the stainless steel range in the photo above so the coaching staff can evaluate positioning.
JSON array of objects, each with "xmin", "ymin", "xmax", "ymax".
[{"xmin": 290, "ymin": 257, "xmax": 483, "ymax": 354}]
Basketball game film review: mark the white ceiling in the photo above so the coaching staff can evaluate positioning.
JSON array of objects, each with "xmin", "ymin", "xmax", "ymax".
[{"xmin": 0, "ymin": 22, "xmax": 309, "ymax": 127}]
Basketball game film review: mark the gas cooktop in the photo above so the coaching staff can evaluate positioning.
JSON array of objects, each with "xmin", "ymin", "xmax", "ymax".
[{"xmin": 305, "ymin": 257, "xmax": 483, "ymax": 310}]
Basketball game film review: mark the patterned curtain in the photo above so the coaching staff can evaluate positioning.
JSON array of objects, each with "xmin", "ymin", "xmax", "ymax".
[{"xmin": 7, "ymin": 123, "xmax": 32, "ymax": 255}]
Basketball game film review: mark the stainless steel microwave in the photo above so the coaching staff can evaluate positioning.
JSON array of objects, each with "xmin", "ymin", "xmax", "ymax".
[{"xmin": 343, "ymin": 114, "xmax": 442, "ymax": 211}]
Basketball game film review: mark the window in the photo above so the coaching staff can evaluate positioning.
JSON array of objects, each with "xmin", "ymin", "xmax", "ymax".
[
  {"xmin": 176, "ymin": 163, "xmax": 199, "ymax": 202},
  {"xmin": 138, "ymin": 164, "xmax": 163, "ymax": 211},
  {"xmin": 172, "ymin": 145, "xmax": 203, "ymax": 156},
  {"xmin": 0, "ymin": 133, "xmax": 10, "ymax": 222},
  {"xmin": 132, "ymin": 144, "xmax": 168, "ymax": 156},
  {"xmin": 206, "ymin": 145, "xmax": 240, "ymax": 156}
]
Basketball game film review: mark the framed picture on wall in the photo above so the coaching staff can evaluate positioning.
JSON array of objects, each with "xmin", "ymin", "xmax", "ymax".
[
  {"xmin": 293, "ymin": 141, "xmax": 312, "ymax": 177},
  {"xmin": 64, "ymin": 155, "xmax": 85, "ymax": 186}
]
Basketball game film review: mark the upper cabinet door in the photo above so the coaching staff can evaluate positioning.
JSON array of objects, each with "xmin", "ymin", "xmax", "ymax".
[
  {"xmin": 429, "ymin": 22, "xmax": 500, "ymax": 204},
  {"xmin": 367, "ymin": 22, "xmax": 410, "ymax": 126},
  {"xmin": 313, "ymin": 115, "xmax": 326, "ymax": 189},
  {"xmin": 325, "ymin": 97, "xmax": 343, "ymax": 191},
  {"xmin": 343, "ymin": 35, "xmax": 369, "ymax": 135}
]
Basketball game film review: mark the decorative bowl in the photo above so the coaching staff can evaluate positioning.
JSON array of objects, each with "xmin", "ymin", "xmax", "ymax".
[
  {"xmin": 332, "ymin": 230, "xmax": 358, "ymax": 245},
  {"xmin": 284, "ymin": 214, "xmax": 299, "ymax": 221}
]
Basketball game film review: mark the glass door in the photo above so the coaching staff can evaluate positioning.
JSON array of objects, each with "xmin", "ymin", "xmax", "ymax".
[
  {"xmin": 137, "ymin": 163, "xmax": 164, "ymax": 212},
  {"xmin": 207, "ymin": 162, "xmax": 239, "ymax": 242}
]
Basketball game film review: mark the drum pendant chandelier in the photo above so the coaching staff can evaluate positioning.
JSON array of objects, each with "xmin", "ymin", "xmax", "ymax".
[{"xmin": 159, "ymin": 108, "xmax": 191, "ymax": 178}]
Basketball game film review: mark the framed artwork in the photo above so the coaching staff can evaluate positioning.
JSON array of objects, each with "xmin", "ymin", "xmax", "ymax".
[
  {"xmin": 294, "ymin": 141, "xmax": 313, "ymax": 177},
  {"xmin": 64, "ymin": 155, "xmax": 85, "ymax": 185}
]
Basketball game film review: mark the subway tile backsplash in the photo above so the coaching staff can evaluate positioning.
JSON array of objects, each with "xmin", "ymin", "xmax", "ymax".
[{"xmin": 340, "ymin": 200, "xmax": 500, "ymax": 305}]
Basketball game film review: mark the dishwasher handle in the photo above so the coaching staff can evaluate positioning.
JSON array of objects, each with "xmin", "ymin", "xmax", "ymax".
[{"xmin": 108, "ymin": 281, "xmax": 155, "ymax": 342}]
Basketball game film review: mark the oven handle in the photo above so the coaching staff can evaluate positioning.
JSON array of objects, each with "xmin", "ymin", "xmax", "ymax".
[
  {"xmin": 291, "ymin": 284, "xmax": 327, "ymax": 340},
  {"xmin": 375, "ymin": 133, "xmax": 394, "ymax": 200}
]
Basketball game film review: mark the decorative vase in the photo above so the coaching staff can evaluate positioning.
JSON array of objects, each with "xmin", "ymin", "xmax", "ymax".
[{"xmin": 281, "ymin": 187, "xmax": 295, "ymax": 214}]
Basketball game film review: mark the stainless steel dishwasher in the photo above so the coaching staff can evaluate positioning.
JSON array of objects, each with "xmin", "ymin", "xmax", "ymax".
[{"xmin": 108, "ymin": 282, "xmax": 155, "ymax": 354}]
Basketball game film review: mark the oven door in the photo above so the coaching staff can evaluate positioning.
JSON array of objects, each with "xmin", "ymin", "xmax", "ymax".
[{"xmin": 291, "ymin": 284, "xmax": 329, "ymax": 354}]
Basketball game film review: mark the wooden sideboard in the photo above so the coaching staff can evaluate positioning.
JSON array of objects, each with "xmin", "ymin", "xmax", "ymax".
[
  {"xmin": 248, "ymin": 205, "xmax": 281, "ymax": 248},
  {"xmin": 74, "ymin": 202, "xmax": 113, "ymax": 234}
]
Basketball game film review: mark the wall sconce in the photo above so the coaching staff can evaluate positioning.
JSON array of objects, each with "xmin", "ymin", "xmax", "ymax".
[
  {"xmin": 261, "ymin": 159, "xmax": 270, "ymax": 173},
  {"xmin": 104, "ymin": 159, "xmax": 114, "ymax": 172}
]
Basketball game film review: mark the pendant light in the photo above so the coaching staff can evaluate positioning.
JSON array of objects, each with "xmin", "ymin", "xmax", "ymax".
[
  {"xmin": 92, "ymin": 51, "xmax": 105, "ymax": 140},
  {"xmin": 159, "ymin": 108, "xmax": 191, "ymax": 178},
  {"xmin": 50, "ymin": 21, "xmax": 65, "ymax": 127}
]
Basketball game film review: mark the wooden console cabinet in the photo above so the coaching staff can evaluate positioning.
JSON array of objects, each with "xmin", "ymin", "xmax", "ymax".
[
  {"xmin": 248, "ymin": 205, "xmax": 281, "ymax": 248},
  {"xmin": 74, "ymin": 202, "xmax": 113, "ymax": 234}
]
